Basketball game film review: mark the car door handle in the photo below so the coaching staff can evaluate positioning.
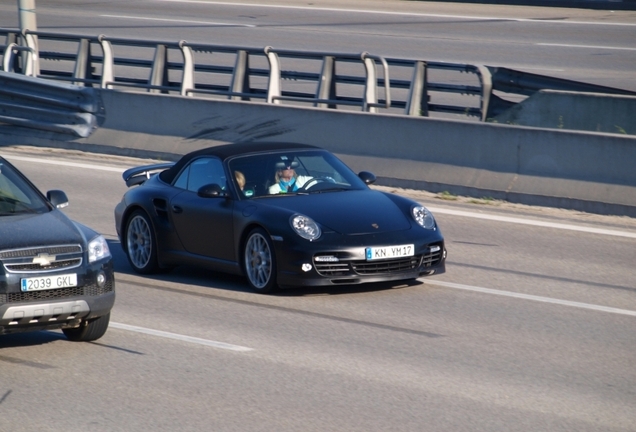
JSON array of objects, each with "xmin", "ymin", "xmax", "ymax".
[{"xmin": 172, "ymin": 205, "xmax": 183, "ymax": 214}]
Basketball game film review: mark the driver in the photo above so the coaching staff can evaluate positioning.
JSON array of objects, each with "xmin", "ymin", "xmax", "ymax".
[{"xmin": 268, "ymin": 159, "xmax": 312, "ymax": 194}]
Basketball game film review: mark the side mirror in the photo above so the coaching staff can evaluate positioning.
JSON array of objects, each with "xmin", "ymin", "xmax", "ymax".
[
  {"xmin": 47, "ymin": 190, "xmax": 69, "ymax": 208},
  {"xmin": 197, "ymin": 183, "xmax": 226, "ymax": 198},
  {"xmin": 358, "ymin": 171, "xmax": 376, "ymax": 185}
]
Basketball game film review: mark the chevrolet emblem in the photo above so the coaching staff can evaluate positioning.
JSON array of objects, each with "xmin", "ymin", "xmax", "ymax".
[{"xmin": 32, "ymin": 253, "xmax": 56, "ymax": 267}]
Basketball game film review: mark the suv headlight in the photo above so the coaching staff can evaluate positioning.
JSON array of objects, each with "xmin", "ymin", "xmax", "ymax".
[
  {"xmin": 88, "ymin": 235, "xmax": 111, "ymax": 263},
  {"xmin": 412, "ymin": 206, "xmax": 435, "ymax": 230},
  {"xmin": 290, "ymin": 214, "xmax": 321, "ymax": 241}
]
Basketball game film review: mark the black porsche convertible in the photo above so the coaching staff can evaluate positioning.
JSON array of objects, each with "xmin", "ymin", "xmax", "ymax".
[{"xmin": 114, "ymin": 142, "xmax": 446, "ymax": 293}]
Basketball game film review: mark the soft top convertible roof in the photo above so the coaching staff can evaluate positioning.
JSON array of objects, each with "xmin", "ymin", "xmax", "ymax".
[{"xmin": 159, "ymin": 142, "xmax": 319, "ymax": 184}]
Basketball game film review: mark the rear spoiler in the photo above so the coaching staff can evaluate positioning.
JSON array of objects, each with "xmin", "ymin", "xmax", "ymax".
[{"xmin": 122, "ymin": 163, "xmax": 175, "ymax": 187}]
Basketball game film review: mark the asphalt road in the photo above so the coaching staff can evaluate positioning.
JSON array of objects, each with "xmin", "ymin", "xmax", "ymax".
[
  {"xmin": 1, "ymin": 146, "xmax": 635, "ymax": 431},
  {"xmin": 1, "ymin": 0, "xmax": 635, "ymax": 92}
]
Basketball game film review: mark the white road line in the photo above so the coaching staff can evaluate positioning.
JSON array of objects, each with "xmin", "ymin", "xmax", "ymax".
[
  {"xmin": 538, "ymin": 43, "xmax": 636, "ymax": 51},
  {"xmin": 3, "ymin": 155, "xmax": 125, "ymax": 173},
  {"xmin": 156, "ymin": 0, "xmax": 636, "ymax": 27},
  {"xmin": 427, "ymin": 280, "xmax": 636, "ymax": 317},
  {"xmin": 109, "ymin": 322, "xmax": 254, "ymax": 351},
  {"xmin": 100, "ymin": 14, "xmax": 256, "ymax": 27},
  {"xmin": 427, "ymin": 207, "xmax": 636, "ymax": 239}
]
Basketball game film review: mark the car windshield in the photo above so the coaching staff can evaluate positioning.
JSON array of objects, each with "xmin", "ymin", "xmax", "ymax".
[
  {"xmin": 228, "ymin": 150, "xmax": 368, "ymax": 198},
  {"xmin": 0, "ymin": 160, "xmax": 50, "ymax": 215}
]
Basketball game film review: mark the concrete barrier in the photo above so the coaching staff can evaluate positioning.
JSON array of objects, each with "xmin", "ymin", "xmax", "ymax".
[
  {"xmin": 494, "ymin": 90, "xmax": 636, "ymax": 135},
  {"xmin": 1, "ymin": 89, "xmax": 635, "ymax": 217}
]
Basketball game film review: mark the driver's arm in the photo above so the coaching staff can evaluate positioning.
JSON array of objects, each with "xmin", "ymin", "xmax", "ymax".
[{"xmin": 296, "ymin": 175, "xmax": 313, "ymax": 188}]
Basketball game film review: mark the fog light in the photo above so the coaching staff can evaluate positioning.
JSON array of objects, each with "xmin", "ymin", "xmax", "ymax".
[
  {"xmin": 301, "ymin": 263, "xmax": 312, "ymax": 272},
  {"xmin": 96, "ymin": 271, "xmax": 106, "ymax": 288}
]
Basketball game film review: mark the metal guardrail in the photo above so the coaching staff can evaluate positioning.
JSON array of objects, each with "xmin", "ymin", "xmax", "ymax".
[
  {"xmin": 3, "ymin": 28, "xmax": 634, "ymax": 123},
  {"xmin": 0, "ymin": 70, "xmax": 103, "ymax": 137},
  {"xmin": 0, "ymin": 28, "xmax": 490, "ymax": 120}
]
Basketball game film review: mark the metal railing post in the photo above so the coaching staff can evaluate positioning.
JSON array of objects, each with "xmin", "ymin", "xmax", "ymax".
[
  {"xmin": 4, "ymin": 43, "xmax": 36, "ymax": 76},
  {"xmin": 315, "ymin": 55, "xmax": 336, "ymax": 109},
  {"xmin": 2, "ymin": 32, "xmax": 19, "ymax": 72},
  {"xmin": 361, "ymin": 53, "xmax": 390, "ymax": 112},
  {"xmin": 405, "ymin": 60, "xmax": 428, "ymax": 116},
  {"xmin": 362, "ymin": 52, "xmax": 377, "ymax": 112},
  {"xmin": 23, "ymin": 30, "xmax": 39, "ymax": 76},
  {"xmin": 73, "ymin": 38, "xmax": 91, "ymax": 87},
  {"xmin": 476, "ymin": 65, "xmax": 493, "ymax": 122},
  {"xmin": 229, "ymin": 50, "xmax": 250, "ymax": 101},
  {"xmin": 98, "ymin": 35, "xmax": 114, "ymax": 89},
  {"xmin": 179, "ymin": 41, "xmax": 194, "ymax": 96},
  {"xmin": 149, "ymin": 43, "xmax": 168, "ymax": 93},
  {"xmin": 265, "ymin": 47, "xmax": 281, "ymax": 104},
  {"xmin": 2, "ymin": 43, "xmax": 18, "ymax": 72}
]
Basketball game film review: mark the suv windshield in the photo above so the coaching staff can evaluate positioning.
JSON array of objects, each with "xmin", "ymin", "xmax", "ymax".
[
  {"xmin": 228, "ymin": 150, "xmax": 368, "ymax": 198},
  {"xmin": 0, "ymin": 159, "xmax": 50, "ymax": 215}
]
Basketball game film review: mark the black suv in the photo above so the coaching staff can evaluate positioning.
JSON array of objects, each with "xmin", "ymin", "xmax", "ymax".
[{"xmin": 0, "ymin": 156, "xmax": 115, "ymax": 341}]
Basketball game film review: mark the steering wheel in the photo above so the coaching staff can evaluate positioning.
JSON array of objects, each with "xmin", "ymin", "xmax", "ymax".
[{"xmin": 296, "ymin": 176, "xmax": 334, "ymax": 192}]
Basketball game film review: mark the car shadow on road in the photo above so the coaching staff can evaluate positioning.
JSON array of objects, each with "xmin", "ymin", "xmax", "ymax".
[
  {"xmin": 0, "ymin": 330, "xmax": 66, "ymax": 349},
  {"xmin": 107, "ymin": 240, "xmax": 426, "ymax": 296}
]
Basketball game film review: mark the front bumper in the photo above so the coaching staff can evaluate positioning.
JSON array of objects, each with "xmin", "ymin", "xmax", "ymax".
[
  {"xmin": 273, "ymin": 229, "xmax": 446, "ymax": 289},
  {"xmin": 0, "ymin": 259, "xmax": 115, "ymax": 335}
]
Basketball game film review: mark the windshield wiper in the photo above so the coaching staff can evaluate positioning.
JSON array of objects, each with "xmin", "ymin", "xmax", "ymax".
[
  {"xmin": 0, "ymin": 196, "xmax": 38, "ymax": 213},
  {"xmin": 307, "ymin": 187, "xmax": 350, "ymax": 194}
]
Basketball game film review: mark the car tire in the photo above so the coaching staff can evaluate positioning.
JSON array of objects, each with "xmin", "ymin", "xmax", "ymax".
[
  {"xmin": 244, "ymin": 227, "xmax": 278, "ymax": 294},
  {"xmin": 125, "ymin": 209, "xmax": 160, "ymax": 274},
  {"xmin": 62, "ymin": 312, "xmax": 110, "ymax": 342}
]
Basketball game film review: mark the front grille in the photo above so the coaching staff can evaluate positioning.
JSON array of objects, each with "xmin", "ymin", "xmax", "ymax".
[
  {"xmin": 0, "ymin": 280, "xmax": 113, "ymax": 305},
  {"xmin": 0, "ymin": 245, "xmax": 81, "ymax": 259},
  {"xmin": 352, "ymin": 256, "xmax": 422, "ymax": 275},
  {"xmin": 422, "ymin": 248, "xmax": 443, "ymax": 268},
  {"xmin": 5, "ymin": 258, "xmax": 82, "ymax": 272},
  {"xmin": 0, "ymin": 244, "xmax": 83, "ymax": 274},
  {"xmin": 314, "ymin": 262, "xmax": 350, "ymax": 277}
]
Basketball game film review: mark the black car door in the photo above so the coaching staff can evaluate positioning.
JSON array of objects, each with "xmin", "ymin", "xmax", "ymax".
[{"xmin": 169, "ymin": 157, "xmax": 235, "ymax": 262}]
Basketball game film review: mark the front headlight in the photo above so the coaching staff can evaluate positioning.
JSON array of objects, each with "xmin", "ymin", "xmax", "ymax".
[
  {"xmin": 412, "ymin": 206, "xmax": 436, "ymax": 230},
  {"xmin": 88, "ymin": 235, "xmax": 112, "ymax": 263},
  {"xmin": 290, "ymin": 214, "xmax": 321, "ymax": 241}
]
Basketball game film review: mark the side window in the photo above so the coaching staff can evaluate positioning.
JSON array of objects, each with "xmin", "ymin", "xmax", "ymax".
[
  {"xmin": 173, "ymin": 165, "xmax": 190, "ymax": 190},
  {"xmin": 173, "ymin": 157, "xmax": 226, "ymax": 192}
]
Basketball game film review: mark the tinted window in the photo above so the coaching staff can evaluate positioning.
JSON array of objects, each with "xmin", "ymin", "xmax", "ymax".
[
  {"xmin": 173, "ymin": 157, "xmax": 227, "ymax": 192},
  {"xmin": 0, "ymin": 160, "xmax": 49, "ymax": 215}
]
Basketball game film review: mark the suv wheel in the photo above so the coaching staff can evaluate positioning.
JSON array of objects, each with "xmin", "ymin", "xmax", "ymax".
[{"xmin": 63, "ymin": 312, "xmax": 110, "ymax": 342}]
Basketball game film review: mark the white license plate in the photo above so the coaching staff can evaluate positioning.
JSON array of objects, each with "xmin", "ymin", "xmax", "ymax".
[
  {"xmin": 365, "ymin": 244, "xmax": 414, "ymax": 261},
  {"xmin": 21, "ymin": 274, "xmax": 78, "ymax": 292}
]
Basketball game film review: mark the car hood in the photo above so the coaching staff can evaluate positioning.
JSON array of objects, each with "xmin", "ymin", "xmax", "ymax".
[
  {"xmin": 263, "ymin": 190, "xmax": 413, "ymax": 234},
  {"xmin": 0, "ymin": 210, "xmax": 86, "ymax": 250}
]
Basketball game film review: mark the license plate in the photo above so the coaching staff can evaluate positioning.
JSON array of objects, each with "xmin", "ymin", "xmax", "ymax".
[
  {"xmin": 21, "ymin": 274, "xmax": 78, "ymax": 292},
  {"xmin": 365, "ymin": 244, "xmax": 414, "ymax": 261}
]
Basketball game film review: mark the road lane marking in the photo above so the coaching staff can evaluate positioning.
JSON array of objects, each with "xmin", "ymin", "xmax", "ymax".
[
  {"xmin": 538, "ymin": 43, "xmax": 636, "ymax": 51},
  {"xmin": 427, "ymin": 207, "xmax": 636, "ymax": 239},
  {"xmin": 100, "ymin": 14, "xmax": 256, "ymax": 27},
  {"xmin": 4, "ymin": 154, "xmax": 635, "ymax": 239},
  {"xmin": 3, "ymin": 155, "xmax": 125, "ymax": 172},
  {"xmin": 156, "ymin": 0, "xmax": 636, "ymax": 27},
  {"xmin": 427, "ymin": 280, "xmax": 636, "ymax": 317},
  {"xmin": 109, "ymin": 322, "xmax": 254, "ymax": 351}
]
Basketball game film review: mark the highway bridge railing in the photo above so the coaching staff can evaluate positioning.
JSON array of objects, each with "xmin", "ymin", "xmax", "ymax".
[
  {"xmin": 2, "ymin": 28, "xmax": 635, "ymax": 124},
  {"xmin": 0, "ymin": 28, "xmax": 490, "ymax": 120}
]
